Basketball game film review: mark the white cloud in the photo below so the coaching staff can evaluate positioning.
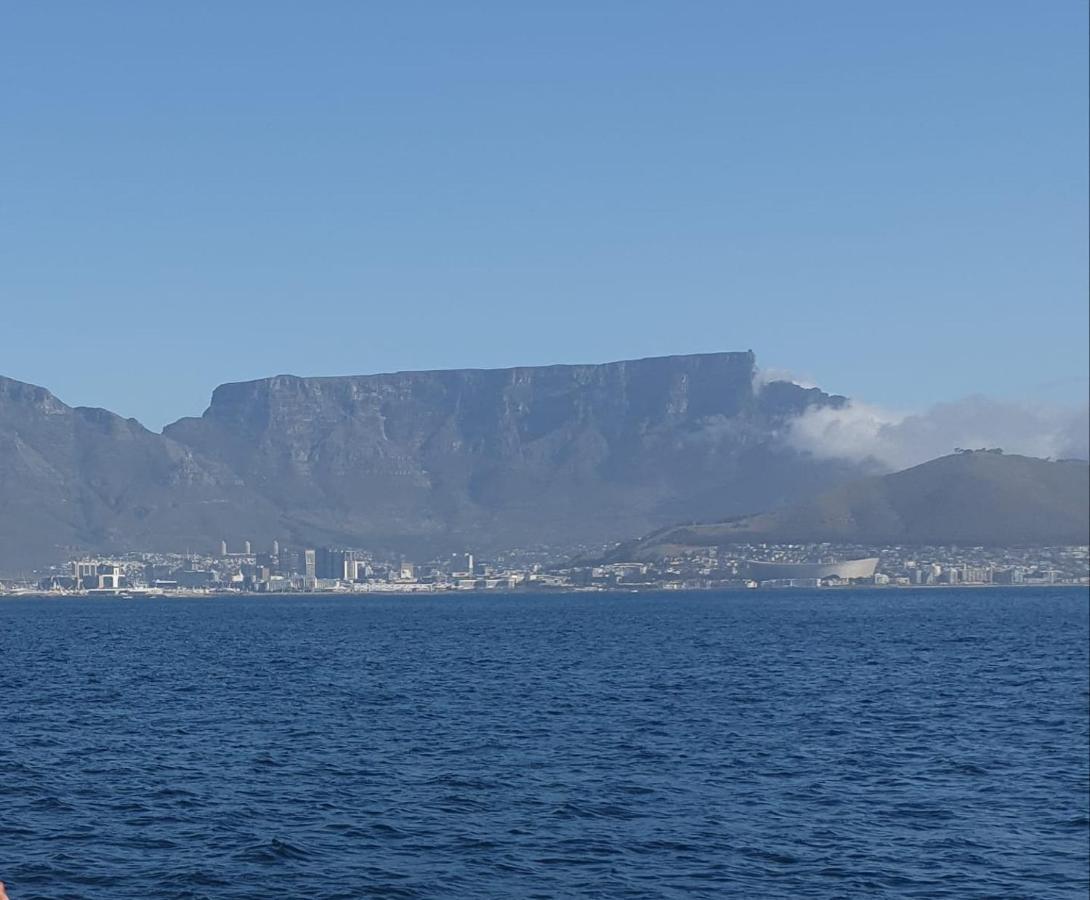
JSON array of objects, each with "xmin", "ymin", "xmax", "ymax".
[
  {"xmin": 783, "ymin": 395, "xmax": 1090, "ymax": 470},
  {"xmin": 753, "ymin": 366, "xmax": 818, "ymax": 390}
]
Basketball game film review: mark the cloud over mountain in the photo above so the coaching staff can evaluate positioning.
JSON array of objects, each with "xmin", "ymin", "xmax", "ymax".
[{"xmin": 783, "ymin": 395, "xmax": 1090, "ymax": 470}]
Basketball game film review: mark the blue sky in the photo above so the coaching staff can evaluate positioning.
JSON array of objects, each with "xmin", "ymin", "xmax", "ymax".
[{"xmin": 2, "ymin": 1, "xmax": 1086, "ymax": 429}]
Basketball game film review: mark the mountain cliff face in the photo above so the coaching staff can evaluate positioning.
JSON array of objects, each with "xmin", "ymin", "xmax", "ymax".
[
  {"xmin": 0, "ymin": 376, "xmax": 281, "ymax": 572},
  {"xmin": 0, "ymin": 352, "xmax": 863, "ymax": 572},
  {"xmin": 162, "ymin": 352, "xmax": 858, "ymax": 553}
]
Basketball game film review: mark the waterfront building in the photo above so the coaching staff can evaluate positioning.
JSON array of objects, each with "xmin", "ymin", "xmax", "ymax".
[
  {"xmin": 744, "ymin": 558, "xmax": 879, "ymax": 581},
  {"xmin": 69, "ymin": 560, "xmax": 124, "ymax": 590}
]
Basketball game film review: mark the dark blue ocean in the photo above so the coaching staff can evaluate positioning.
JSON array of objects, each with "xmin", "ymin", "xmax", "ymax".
[{"xmin": 1, "ymin": 589, "xmax": 1087, "ymax": 899}]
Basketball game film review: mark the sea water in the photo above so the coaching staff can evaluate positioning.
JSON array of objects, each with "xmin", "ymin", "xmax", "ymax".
[{"xmin": 1, "ymin": 589, "xmax": 1087, "ymax": 899}]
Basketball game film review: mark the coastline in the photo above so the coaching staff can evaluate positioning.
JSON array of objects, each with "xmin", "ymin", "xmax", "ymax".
[{"xmin": 2, "ymin": 582, "xmax": 1086, "ymax": 600}]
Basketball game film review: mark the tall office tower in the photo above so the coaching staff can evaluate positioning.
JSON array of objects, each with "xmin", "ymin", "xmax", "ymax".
[
  {"xmin": 272, "ymin": 540, "xmax": 280, "ymax": 558},
  {"xmin": 243, "ymin": 540, "xmax": 252, "ymax": 555},
  {"xmin": 219, "ymin": 540, "xmax": 228, "ymax": 556},
  {"xmin": 334, "ymin": 549, "xmax": 348, "ymax": 580},
  {"xmin": 277, "ymin": 547, "xmax": 295, "ymax": 575},
  {"xmin": 302, "ymin": 549, "xmax": 317, "ymax": 582},
  {"xmin": 315, "ymin": 547, "xmax": 332, "ymax": 579},
  {"xmin": 315, "ymin": 547, "xmax": 350, "ymax": 580}
]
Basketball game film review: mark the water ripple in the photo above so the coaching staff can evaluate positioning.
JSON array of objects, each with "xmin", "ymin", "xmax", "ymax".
[{"xmin": 0, "ymin": 588, "xmax": 1086, "ymax": 899}]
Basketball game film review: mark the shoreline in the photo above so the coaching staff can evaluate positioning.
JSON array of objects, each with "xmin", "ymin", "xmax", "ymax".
[{"xmin": 1, "ymin": 582, "xmax": 1086, "ymax": 600}]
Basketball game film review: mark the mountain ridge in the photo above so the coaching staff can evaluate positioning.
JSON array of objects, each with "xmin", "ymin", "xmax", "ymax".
[
  {"xmin": 8, "ymin": 354, "xmax": 1085, "ymax": 576},
  {"xmin": 162, "ymin": 351, "xmax": 860, "ymax": 554},
  {"xmin": 0, "ymin": 375, "xmax": 284, "ymax": 573},
  {"xmin": 0, "ymin": 352, "xmax": 861, "ymax": 572},
  {"xmin": 609, "ymin": 452, "xmax": 1090, "ymax": 560}
]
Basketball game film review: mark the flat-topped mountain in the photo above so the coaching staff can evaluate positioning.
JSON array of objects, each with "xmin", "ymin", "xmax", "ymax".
[
  {"xmin": 163, "ymin": 352, "xmax": 860, "ymax": 553},
  {"xmin": 613, "ymin": 452, "xmax": 1090, "ymax": 560},
  {"xmin": 0, "ymin": 352, "xmax": 863, "ymax": 571}
]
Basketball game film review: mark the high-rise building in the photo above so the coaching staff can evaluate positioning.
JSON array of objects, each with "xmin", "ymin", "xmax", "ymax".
[
  {"xmin": 219, "ymin": 540, "xmax": 228, "ymax": 556},
  {"xmin": 277, "ymin": 547, "xmax": 295, "ymax": 575},
  {"xmin": 315, "ymin": 547, "xmax": 351, "ymax": 580},
  {"xmin": 243, "ymin": 540, "xmax": 252, "ymax": 555},
  {"xmin": 302, "ymin": 549, "xmax": 317, "ymax": 583}
]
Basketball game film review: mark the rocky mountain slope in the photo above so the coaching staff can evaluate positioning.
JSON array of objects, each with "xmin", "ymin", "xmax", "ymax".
[
  {"xmin": 0, "ymin": 352, "xmax": 862, "ymax": 572},
  {"xmin": 163, "ymin": 352, "xmax": 861, "ymax": 554},
  {"xmin": 0, "ymin": 376, "xmax": 281, "ymax": 572}
]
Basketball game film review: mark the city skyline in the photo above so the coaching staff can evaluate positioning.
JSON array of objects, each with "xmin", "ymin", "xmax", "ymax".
[{"xmin": 20, "ymin": 538, "xmax": 1089, "ymax": 596}]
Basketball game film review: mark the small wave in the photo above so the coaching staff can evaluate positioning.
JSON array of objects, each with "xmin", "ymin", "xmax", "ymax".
[
  {"xmin": 550, "ymin": 801, "xmax": 640, "ymax": 820},
  {"xmin": 234, "ymin": 837, "xmax": 314, "ymax": 863}
]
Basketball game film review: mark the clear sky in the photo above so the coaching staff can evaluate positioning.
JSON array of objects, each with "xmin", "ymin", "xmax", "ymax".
[{"xmin": 2, "ymin": 1, "xmax": 1087, "ymax": 430}]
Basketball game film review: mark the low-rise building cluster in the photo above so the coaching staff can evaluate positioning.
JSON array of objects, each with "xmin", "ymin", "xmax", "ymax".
[
  {"xmin": 11, "ymin": 539, "xmax": 1088, "ymax": 596},
  {"xmin": 607, "ymin": 543, "xmax": 1089, "ymax": 589}
]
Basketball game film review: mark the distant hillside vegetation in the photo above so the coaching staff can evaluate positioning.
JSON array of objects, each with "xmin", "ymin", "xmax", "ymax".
[{"xmin": 614, "ymin": 452, "xmax": 1090, "ymax": 559}]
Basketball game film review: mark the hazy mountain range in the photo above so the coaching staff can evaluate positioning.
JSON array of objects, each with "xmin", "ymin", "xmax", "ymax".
[
  {"xmin": 0, "ymin": 352, "xmax": 868, "ymax": 572},
  {"xmin": 1, "ymin": 351, "xmax": 1085, "ymax": 574},
  {"xmin": 611, "ymin": 452, "xmax": 1090, "ymax": 561}
]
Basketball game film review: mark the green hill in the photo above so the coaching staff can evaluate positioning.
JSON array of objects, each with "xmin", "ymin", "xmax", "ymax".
[{"xmin": 615, "ymin": 452, "xmax": 1090, "ymax": 559}]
